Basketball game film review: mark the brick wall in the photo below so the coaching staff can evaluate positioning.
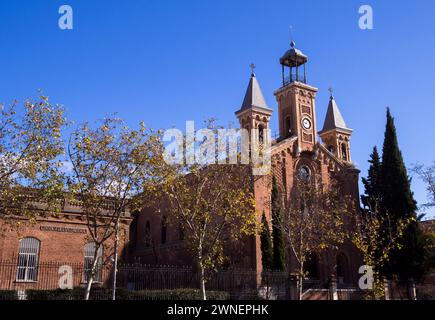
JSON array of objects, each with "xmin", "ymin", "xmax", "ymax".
[{"xmin": 0, "ymin": 216, "xmax": 131, "ymax": 264}]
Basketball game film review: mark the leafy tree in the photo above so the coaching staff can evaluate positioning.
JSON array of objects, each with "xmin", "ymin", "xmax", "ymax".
[
  {"xmin": 271, "ymin": 176, "xmax": 285, "ymax": 271},
  {"xmin": 352, "ymin": 200, "xmax": 409, "ymax": 299},
  {"xmin": 67, "ymin": 117, "xmax": 163, "ymax": 300},
  {"xmin": 153, "ymin": 120, "xmax": 258, "ymax": 300},
  {"xmin": 0, "ymin": 95, "xmax": 67, "ymax": 225},
  {"xmin": 380, "ymin": 108, "xmax": 428, "ymax": 280},
  {"xmin": 260, "ymin": 211, "xmax": 273, "ymax": 270}
]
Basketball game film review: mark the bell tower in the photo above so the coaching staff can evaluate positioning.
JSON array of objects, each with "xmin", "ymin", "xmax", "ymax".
[
  {"xmin": 274, "ymin": 41, "xmax": 318, "ymax": 152},
  {"xmin": 319, "ymin": 91, "xmax": 353, "ymax": 163},
  {"xmin": 235, "ymin": 65, "xmax": 272, "ymax": 144}
]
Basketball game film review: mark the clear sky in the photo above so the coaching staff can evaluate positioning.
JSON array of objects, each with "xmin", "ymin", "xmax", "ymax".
[{"xmin": 0, "ymin": 0, "xmax": 434, "ymax": 218}]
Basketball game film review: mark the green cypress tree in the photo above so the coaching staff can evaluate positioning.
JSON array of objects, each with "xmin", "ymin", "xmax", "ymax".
[
  {"xmin": 380, "ymin": 108, "xmax": 428, "ymax": 279},
  {"xmin": 381, "ymin": 108, "xmax": 417, "ymax": 220},
  {"xmin": 260, "ymin": 212, "xmax": 273, "ymax": 270},
  {"xmin": 271, "ymin": 176, "xmax": 286, "ymax": 271},
  {"xmin": 361, "ymin": 146, "xmax": 382, "ymax": 211}
]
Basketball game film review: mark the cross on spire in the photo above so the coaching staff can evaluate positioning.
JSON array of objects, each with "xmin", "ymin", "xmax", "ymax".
[
  {"xmin": 250, "ymin": 63, "xmax": 256, "ymax": 76},
  {"xmin": 328, "ymin": 87, "xmax": 334, "ymax": 98}
]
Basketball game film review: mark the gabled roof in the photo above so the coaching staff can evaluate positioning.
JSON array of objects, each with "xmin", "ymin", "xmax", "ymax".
[
  {"xmin": 319, "ymin": 95, "xmax": 352, "ymax": 134},
  {"xmin": 237, "ymin": 73, "xmax": 271, "ymax": 113}
]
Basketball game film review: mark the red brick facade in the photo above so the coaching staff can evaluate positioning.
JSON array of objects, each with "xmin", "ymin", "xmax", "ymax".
[
  {"xmin": 0, "ymin": 45, "xmax": 364, "ymax": 288},
  {"xmin": 0, "ymin": 203, "xmax": 132, "ymax": 264},
  {"xmin": 131, "ymin": 47, "xmax": 363, "ymax": 286}
]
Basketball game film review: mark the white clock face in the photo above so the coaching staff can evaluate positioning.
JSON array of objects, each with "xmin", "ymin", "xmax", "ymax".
[{"xmin": 302, "ymin": 118, "xmax": 311, "ymax": 129}]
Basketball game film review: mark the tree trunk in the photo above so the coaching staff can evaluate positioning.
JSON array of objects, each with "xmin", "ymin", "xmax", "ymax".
[
  {"xmin": 84, "ymin": 246, "xmax": 101, "ymax": 300},
  {"xmin": 112, "ymin": 218, "xmax": 120, "ymax": 300},
  {"xmin": 199, "ymin": 261, "xmax": 207, "ymax": 300},
  {"xmin": 298, "ymin": 263, "xmax": 304, "ymax": 300},
  {"xmin": 298, "ymin": 277, "xmax": 303, "ymax": 300}
]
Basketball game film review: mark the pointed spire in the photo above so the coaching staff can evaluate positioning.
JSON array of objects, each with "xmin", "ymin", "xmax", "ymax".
[
  {"xmin": 239, "ymin": 70, "xmax": 270, "ymax": 111},
  {"xmin": 319, "ymin": 95, "xmax": 352, "ymax": 134}
]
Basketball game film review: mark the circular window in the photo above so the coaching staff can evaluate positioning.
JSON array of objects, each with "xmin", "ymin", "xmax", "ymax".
[{"xmin": 298, "ymin": 165, "xmax": 311, "ymax": 181}]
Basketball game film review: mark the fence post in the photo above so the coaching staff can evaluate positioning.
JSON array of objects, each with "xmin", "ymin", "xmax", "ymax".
[
  {"xmin": 8, "ymin": 257, "xmax": 15, "ymax": 291},
  {"xmin": 407, "ymin": 278, "xmax": 417, "ymax": 300},
  {"xmin": 329, "ymin": 274, "xmax": 338, "ymax": 300},
  {"xmin": 289, "ymin": 273, "xmax": 299, "ymax": 300},
  {"xmin": 383, "ymin": 278, "xmax": 390, "ymax": 300}
]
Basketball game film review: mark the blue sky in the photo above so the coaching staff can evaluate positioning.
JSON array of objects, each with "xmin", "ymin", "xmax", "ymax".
[{"xmin": 0, "ymin": 0, "xmax": 434, "ymax": 218}]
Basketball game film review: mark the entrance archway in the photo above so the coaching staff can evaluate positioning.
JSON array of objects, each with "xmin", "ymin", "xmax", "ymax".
[
  {"xmin": 336, "ymin": 252, "xmax": 350, "ymax": 284},
  {"xmin": 305, "ymin": 253, "xmax": 320, "ymax": 280}
]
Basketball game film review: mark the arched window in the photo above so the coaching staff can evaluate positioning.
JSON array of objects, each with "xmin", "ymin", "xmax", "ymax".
[
  {"xmin": 258, "ymin": 124, "xmax": 264, "ymax": 143},
  {"xmin": 285, "ymin": 116, "xmax": 291, "ymax": 136},
  {"xmin": 145, "ymin": 221, "xmax": 151, "ymax": 247},
  {"xmin": 16, "ymin": 237, "xmax": 40, "ymax": 281},
  {"xmin": 328, "ymin": 145, "xmax": 335, "ymax": 154},
  {"xmin": 341, "ymin": 143, "xmax": 348, "ymax": 161},
  {"xmin": 83, "ymin": 242, "xmax": 103, "ymax": 283},
  {"xmin": 161, "ymin": 216, "xmax": 167, "ymax": 244},
  {"xmin": 306, "ymin": 253, "xmax": 319, "ymax": 280},
  {"xmin": 129, "ymin": 213, "xmax": 138, "ymax": 248}
]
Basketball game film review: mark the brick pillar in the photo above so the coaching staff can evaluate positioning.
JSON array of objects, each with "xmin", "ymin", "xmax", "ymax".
[
  {"xmin": 329, "ymin": 274, "xmax": 338, "ymax": 300},
  {"xmin": 383, "ymin": 278, "xmax": 390, "ymax": 300},
  {"xmin": 408, "ymin": 279, "xmax": 417, "ymax": 300}
]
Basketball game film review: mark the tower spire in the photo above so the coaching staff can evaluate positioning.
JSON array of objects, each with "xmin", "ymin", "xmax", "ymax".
[
  {"xmin": 319, "ymin": 93, "xmax": 351, "ymax": 134},
  {"xmin": 319, "ymin": 93, "xmax": 353, "ymax": 163},
  {"xmin": 235, "ymin": 67, "xmax": 272, "ymax": 145},
  {"xmin": 237, "ymin": 67, "xmax": 270, "ymax": 112}
]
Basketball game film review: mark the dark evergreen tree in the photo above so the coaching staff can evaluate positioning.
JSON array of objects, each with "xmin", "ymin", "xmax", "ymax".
[
  {"xmin": 380, "ymin": 108, "xmax": 428, "ymax": 280},
  {"xmin": 271, "ymin": 176, "xmax": 286, "ymax": 271},
  {"xmin": 361, "ymin": 146, "xmax": 382, "ymax": 211},
  {"xmin": 381, "ymin": 108, "xmax": 417, "ymax": 220},
  {"xmin": 361, "ymin": 146, "xmax": 384, "ymax": 267},
  {"xmin": 260, "ymin": 212, "xmax": 273, "ymax": 270}
]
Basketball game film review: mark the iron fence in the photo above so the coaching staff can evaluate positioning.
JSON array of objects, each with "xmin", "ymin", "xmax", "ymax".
[
  {"xmin": 0, "ymin": 261, "xmax": 292, "ymax": 300},
  {"xmin": 0, "ymin": 261, "xmax": 432, "ymax": 300}
]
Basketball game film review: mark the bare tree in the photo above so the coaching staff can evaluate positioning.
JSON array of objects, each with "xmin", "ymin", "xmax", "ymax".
[
  {"xmin": 67, "ymin": 117, "xmax": 163, "ymax": 300},
  {"xmin": 410, "ymin": 162, "xmax": 435, "ymax": 211},
  {"xmin": 281, "ymin": 172, "xmax": 351, "ymax": 299}
]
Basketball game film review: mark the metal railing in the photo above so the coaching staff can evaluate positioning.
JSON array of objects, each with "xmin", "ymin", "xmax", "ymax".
[
  {"xmin": 1, "ymin": 261, "xmax": 432, "ymax": 300},
  {"xmin": 283, "ymin": 73, "xmax": 306, "ymax": 85},
  {"xmin": 0, "ymin": 261, "xmax": 291, "ymax": 300}
]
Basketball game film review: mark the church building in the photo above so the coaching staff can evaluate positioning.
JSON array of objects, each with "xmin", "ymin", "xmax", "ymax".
[{"xmin": 132, "ymin": 41, "xmax": 362, "ymax": 286}]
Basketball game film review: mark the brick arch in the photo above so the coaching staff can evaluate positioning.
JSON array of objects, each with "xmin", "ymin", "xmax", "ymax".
[{"xmin": 294, "ymin": 158, "xmax": 316, "ymax": 177}]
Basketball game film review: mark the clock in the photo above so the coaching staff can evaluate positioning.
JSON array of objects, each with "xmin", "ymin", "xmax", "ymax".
[{"xmin": 302, "ymin": 118, "xmax": 311, "ymax": 130}]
